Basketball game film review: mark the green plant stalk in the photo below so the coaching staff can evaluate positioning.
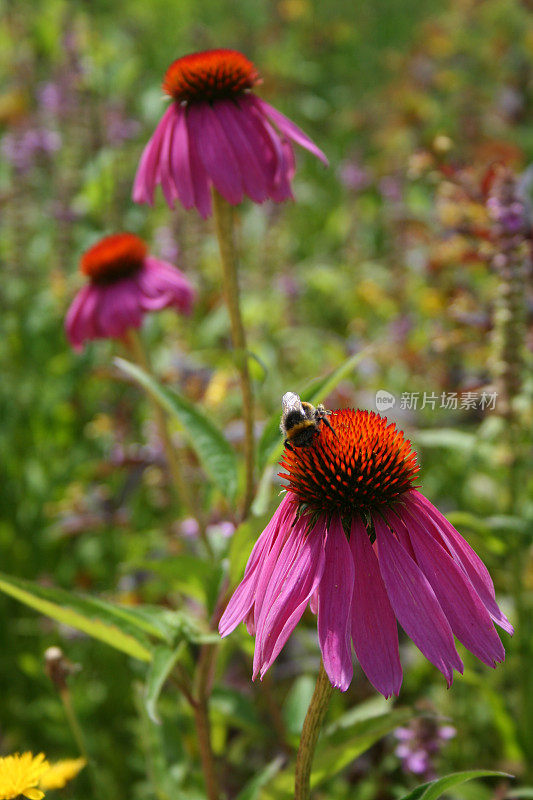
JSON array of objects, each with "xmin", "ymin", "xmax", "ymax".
[
  {"xmin": 60, "ymin": 687, "xmax": 102, "ymax": 800},
  {"xmin": 123, "ymin": 328, "xmax": 212, "ymax": 557},
  {"xmin": 212, "ymin": 189, "xmax": 255, "ymax": 519},
  {"xmin": 294, "ymin": 660, "xmax": 334, "ymax": 800},
  {"xmin": 192, "ymin": 642, "xmax": 220, "ymax": 800},
  {"xmin": 488, "ymin": 168, "xmax": 531, "ymax": 772}
]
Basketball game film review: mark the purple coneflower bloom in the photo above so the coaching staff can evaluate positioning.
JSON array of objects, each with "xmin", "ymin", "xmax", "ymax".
[
  {"xmin": 219, "ymin": 409, "xmax": 512, "ymax": 696},
  {"xmin": 65, "ymin": 232, "xmax": 194, "ymax": 351},
  {"xmin": 133, "ymin": 48, "xmax": 328, "ymax": 218}
]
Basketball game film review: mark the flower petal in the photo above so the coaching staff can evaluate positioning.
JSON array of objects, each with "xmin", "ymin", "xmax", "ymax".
[
  {"xmin": 133, "ymin": 104, "xmax": 175, "ymax": 205},
  {"xmin": 218, "ymin": 494, "xmax": 296, "ymax": 637},
  {"xmin": 254, "ymin": 514, "xmax": 327, "ymax": 679},
  {"xmin": 317, "ymin": 515, "xmax": 354, "ymax": 692},
  {"xmin": 399, "ymin": 503, "xmax": 505, "ymax": 667},
  {"xmin": 159, "ymin": 108, "xmax": 179, "ymax": 208},
  {"xmin": 169, "ymin": 105, "xmax": 195, "ymax": 209},
  {"xmin": 187, "ymin": 102, "xmax": 244, "ymax": 205},
  {"xmin": 409, "ymin": 491, "xmax": 513, "ymax": 634},
  {"xmin": 213, "ymin": 99, "xmax": 269, "ymax": 203},
  {"xmin": 242, "ymin": 98, "xmax": 294, "ymax": 202},
  {"xmin": 65, "ymin": 285, "xmax": 93, "ymax": 350},
  {"xmin": 139, "ymin": 257, "xmax": 195, "ymax": 314},
  {"xmin": 184, "ymin": 109, "xmax": 212, "ymax": 218},
  {"xmin": 252, "ymin": 96, "xmax": 328, "ymax": 165},
  {"xmin": 374, "ymin": 514, "xmax": 463, "ymax": 687},
  {"xmin": 350, "ymin": 517, "xmax": 402, "ymax": 697}
]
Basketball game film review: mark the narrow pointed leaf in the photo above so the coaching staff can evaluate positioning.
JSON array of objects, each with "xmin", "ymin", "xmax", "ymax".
[
  {"xmin": 115, "ymin": 357, "xmax": 238, "ymax": 500},
  {"xmin": 235, "ymin": 757, "xmax": 284, "ymax": 800},
  {"xmin": 145, "ymin": 643, "xmax": 186, "ymax": 724},
  {"xmin": 0, "ymin": 572, "xmax": 154, "ymax": 661},
  {"xmin": 399, "ymin": 770, "xmax": 512, "ymax": 800}
]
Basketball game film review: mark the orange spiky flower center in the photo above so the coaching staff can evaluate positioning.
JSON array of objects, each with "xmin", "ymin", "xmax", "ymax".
[
  {"xmin": 81, "ymin": 233, "xmax": 147, "ymax": 284},
  {"xmin": 163, "ymin": 49, "xmax": 260, "ymax": 104},
  {"xmin": 279, "ymin": 408, "xmax": 419, "ymax": 517}
]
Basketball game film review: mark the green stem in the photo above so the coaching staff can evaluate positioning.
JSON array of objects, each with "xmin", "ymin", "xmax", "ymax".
[
  {"xmin": 60, "ymin": 688, "xmax": 101, "ymax": 800},
  {"xmin": 123, "ymin": 328, "xmax": 212, "ymax": 558},
  {"xmin": 192, "ymin": 642, "xmax": 220, "ymax": 800},
  {"xmin": 60, "ymin": 687, "xmax": 89, "ymax": 761},
  {"xmin": 294, "ymin": 660, "xmax": 334, "ymax": 800},
  {"xmin": 212, "ymin": 189, "xmax": 255, "ymax": 519}
]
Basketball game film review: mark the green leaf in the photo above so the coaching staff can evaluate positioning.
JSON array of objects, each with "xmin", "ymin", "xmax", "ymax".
[
  {"xmin": 260, "ymin": 708, "xmax": 412, "ymax": 799},
  {"xmin": 310, "ymin": 708, "xmax": 413, "ymax": 789},
  {"xmin": 234, "ymin": 757, "xmax": 285, "ymax": 800},
  {"xmin": 399, "ymin": 770, "xmax": 512, "ymax": 800},
  {"xmin": 115, "ymin": 357, "xmax": 238, "ymax": 501},
  {"xmin": 257, "ymin": 350, "xmax": 372, "ymax": 471},
  {"xmin": 0, "ymin": 572, "xmax": 155, "ymax": 661},
  {"xmin": 282, "ymin": 675, "xmax": 315, "ymax": 737},
  {"xmin": 145, "ymin": 643, "xmax": 186, "ymax": 724},
  {"xmin": 211, "ymin": 686, "xmax": 263, "ymax": 733},
  {"xmin": 134, "ymin": 682, "xmax": 186, "ymax": 800},
  {"xmin": 228, "ymin": 519, "xmax": 261, "ymax": 584},
  {"xmin": 251, "ymin": 464, "xmax": 276, "ymax": 517},
  {"xmin": 133, "ymin": 555, "xmax": 224, "ymax": 610}
]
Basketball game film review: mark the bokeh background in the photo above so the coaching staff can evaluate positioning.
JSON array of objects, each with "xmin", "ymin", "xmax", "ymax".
[{"xmin": 1, "ymin": 0, "xmax": 532, "ymax": 798}]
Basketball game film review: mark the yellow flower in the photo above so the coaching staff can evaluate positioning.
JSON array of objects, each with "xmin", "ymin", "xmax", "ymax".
[
  {"xmin": 39, "ymin": 758, "xmax": 86, "ymax": 790},
  {"xmin": 0, "ymin": 752, "xmax": 50, "ymax": 800}
]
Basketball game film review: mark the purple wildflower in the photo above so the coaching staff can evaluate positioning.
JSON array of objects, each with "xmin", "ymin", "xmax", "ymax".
[
  {"xmin": 65, "ymin": 232, "xmax": 194, "ymax": 351},
  {"xmin": 133, "ymin": 48, "xmax": 328, "ymax": 218},
  {"xmin": 219, "ymin": 408, "xmax": 512, "ymax": 696}
]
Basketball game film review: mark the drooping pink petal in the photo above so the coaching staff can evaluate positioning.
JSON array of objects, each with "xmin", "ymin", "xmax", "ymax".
[
  {"xmin": 317, "ymin": 515, "xmax": 354, "ymax": 692},
  {"xmin": 235, "ymin": 96, "xmax": 284, "ymax": 191},
  {"xmin": 98, "ymin": 280, "xmax": 142, "ymax": 338},
  {"xmin": 350, "ymin": 517, "xmax": 402, "ymax": 698},
  {"xmin": 409, "ymin": 490, "xmax": 513, "ymax": 634},
  {"xmin": 374, "ymin": 515, "xmax": 463, "ymax": 687},
  {"xmin": 66, "ymin": 283, "xmax": 104, "ymax": 347},
  {"xmin": 218, "ymin": 494, "xmax": 297, "ymax": 637},
  {"xmin": 133, "ymin": 104, "xmax": 175, "ymax": 205},
  {"xmin": 386, "ymin": 508, "xmax": 416, "ymax": 559},
  {"xmin": 184, "ymin": 110, "xmax": 212, "ymax": 218},
  {"xmin": 243, "ymin": 99, "xmax": 294, "ymax": 202},
  {"xmin": 65, "ymin": 285, "xmax": 93, "ymax": 351},
  {"xmin": 398, "ymin": 503, "xmax": 505, "ymax": 667},
  {"xmin": 252, "ymin": 96, "xmax": 329, "ymax": 165},
  {"xmin": 168, "ymin": 106, "xmax": 195, "ymax": 210},
  {"xmin": 186, "ymin": 102, "xmax": 244, "ymax": 206},
  {"xmin": 268, "ymin": 136, "xmax": 296, "ymax": 203},
  {"xmin": 213, "ymin": 100, "xmax": 269, "ymax": 203},
  {"xmin": 139, "ymin": 257, "xmax": 195, "ymax": 314},
  {"xmin": 254, "ymin": 515, "xmax": 327, "ymax": 680},
  {"xmin": 159, "ymin": 109, "xmax": 179, "ymax": 208}
]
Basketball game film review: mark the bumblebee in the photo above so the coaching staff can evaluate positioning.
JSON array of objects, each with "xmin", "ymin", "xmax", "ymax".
[{"xmin": 280, "ymin": 391, "xmax": 335, "ymax": 450}]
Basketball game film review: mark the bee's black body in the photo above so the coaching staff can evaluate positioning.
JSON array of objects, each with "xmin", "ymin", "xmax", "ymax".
[{"xmin": 280, "ymin": 392, "xmax": 334, "ymax": 450}]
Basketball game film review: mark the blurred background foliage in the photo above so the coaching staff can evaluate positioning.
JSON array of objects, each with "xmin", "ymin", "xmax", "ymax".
[{"xmin": 1, "ymin": 0, "xmax": 532, "ymax": 797}]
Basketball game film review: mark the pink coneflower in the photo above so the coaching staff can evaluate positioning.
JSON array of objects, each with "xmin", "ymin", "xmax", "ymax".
[
  {"xmin": 133, "ymin": 48, "xmax": 328, "ymax": 218},
  {"xmin": 219, "ymin": 408, "xmax": 512, "ymax": 696},
  {"xmin": 65, "ymin": 232, "xmax": 194, "ymax": 350}
]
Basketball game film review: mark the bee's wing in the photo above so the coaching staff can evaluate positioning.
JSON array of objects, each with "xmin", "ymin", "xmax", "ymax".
[{"xmin": 281, "ymin": 392, "xmax": 304, "ymax": 415}]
